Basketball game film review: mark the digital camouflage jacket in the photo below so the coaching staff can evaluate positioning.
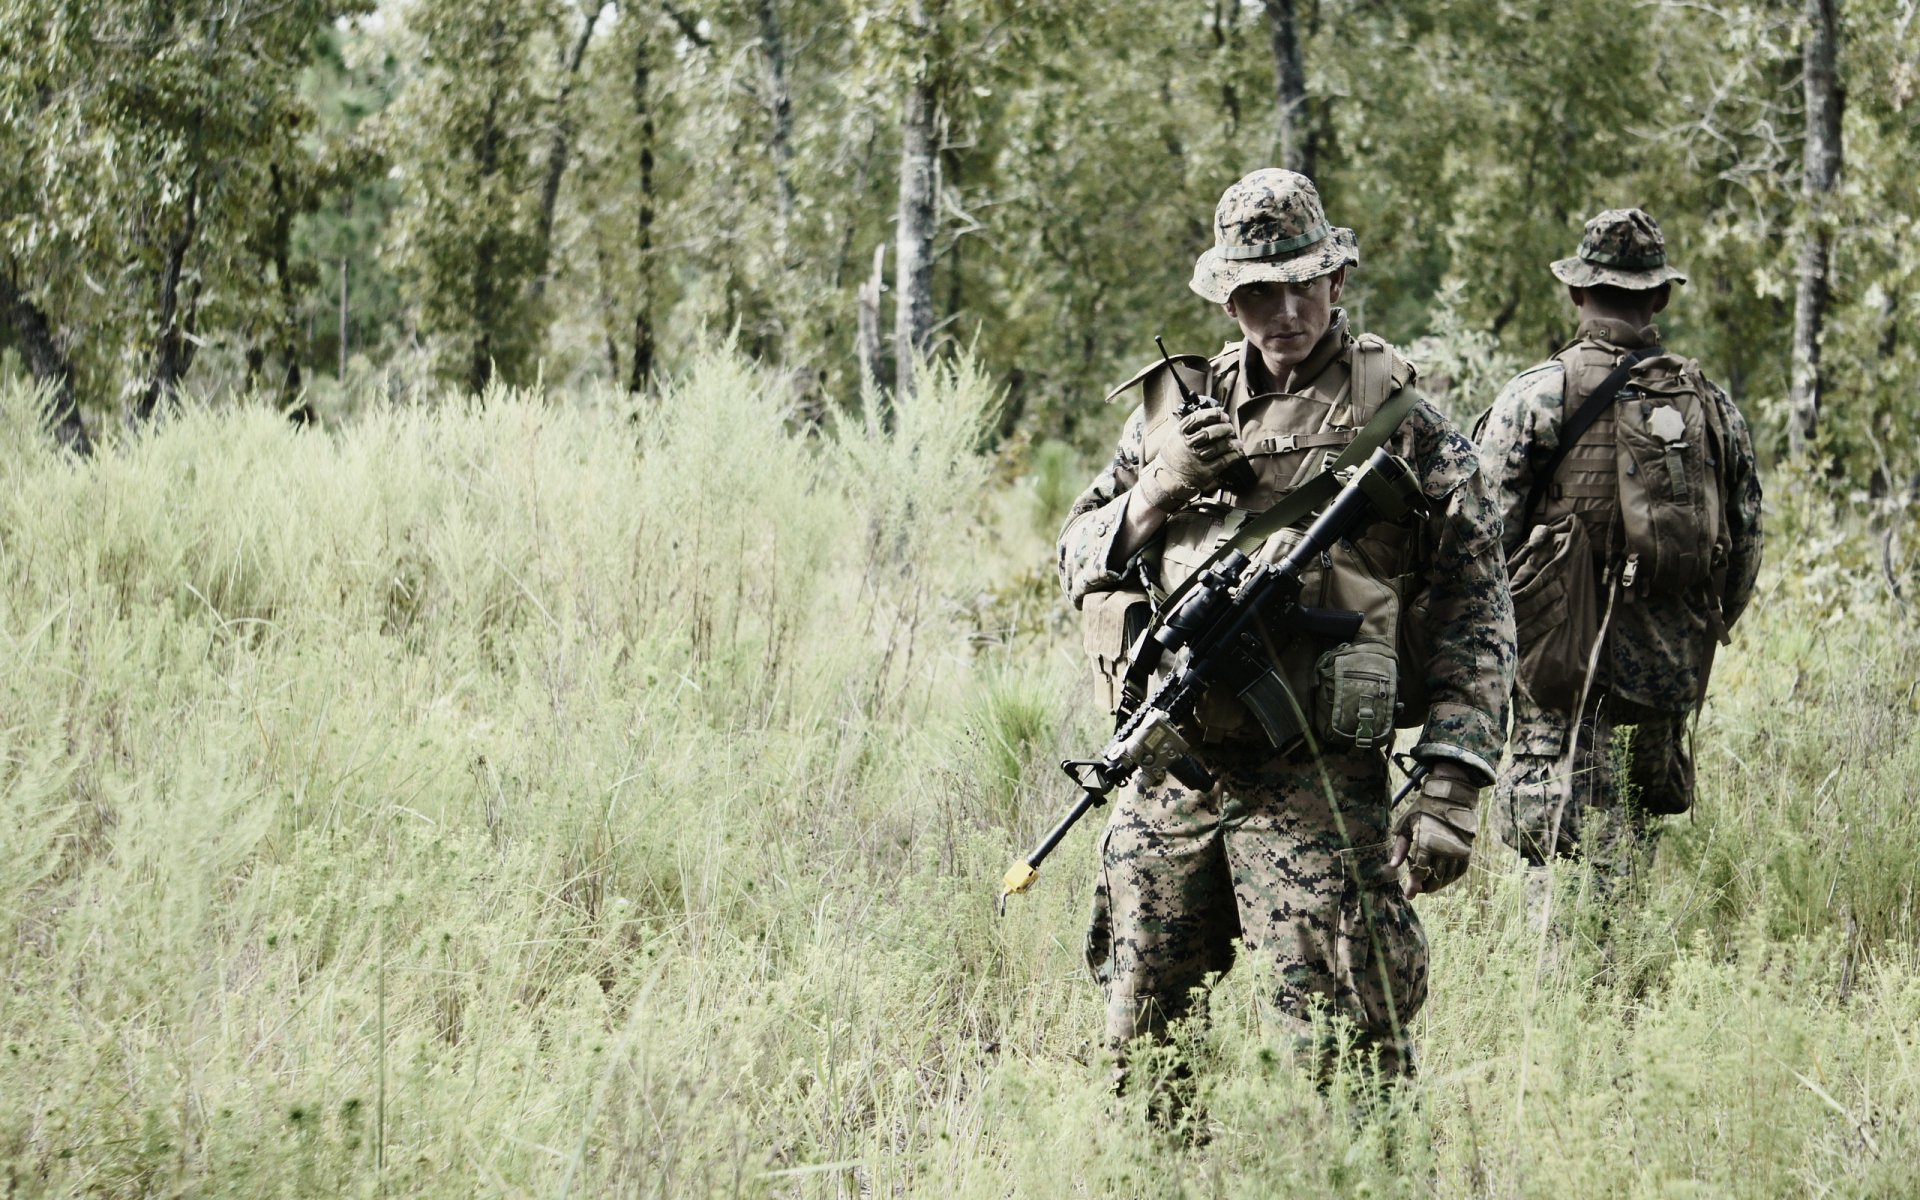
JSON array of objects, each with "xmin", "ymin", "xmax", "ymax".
[{"xmin": 1057, "ymin": 312, "xmax": 1515, "ymax": 783}]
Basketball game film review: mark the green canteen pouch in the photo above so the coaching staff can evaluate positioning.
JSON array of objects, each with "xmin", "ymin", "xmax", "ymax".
[{"xmin": 1315, "ymin": 640, "xmax": 1398, "ymax": 751}]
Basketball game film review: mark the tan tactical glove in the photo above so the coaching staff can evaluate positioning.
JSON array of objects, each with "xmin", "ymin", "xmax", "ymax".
[
  {"xmin": 1387, "ymin": 770, "xmax": 1479, "ymax": 899},
  {"xmin": 1134, "ymin": 406, "xmax": 1248, "ymax": 512}
]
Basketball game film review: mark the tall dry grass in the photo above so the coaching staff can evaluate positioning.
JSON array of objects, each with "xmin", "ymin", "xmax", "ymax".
[{"xmin": 0, "ymin": 355, "xmax": 1915, "ymax": 1197}]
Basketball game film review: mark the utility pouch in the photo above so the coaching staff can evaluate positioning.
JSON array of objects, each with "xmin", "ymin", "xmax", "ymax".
[
  {"xmin": 1314, "ymin": 640, "xmax": 1399, "ymax": 751},
  {"xmin": 1613, "ymin": 359, "xmax": 1719, "ymax": 597},
  {"xmin": 1509, "ymin": 514, "xmax": 1602, "ymax": 711},
  {"xmin": 1081, "ymin": 588, "xmax": 1150, "ymax": 715}
]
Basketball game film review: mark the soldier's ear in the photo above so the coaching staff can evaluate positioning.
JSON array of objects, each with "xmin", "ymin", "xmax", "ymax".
[
  {"xmin": 1650, "ymin": 284, "xmax": 1671, "ymax": 314},
  {"xmin": 1326, "ymin": 268, "xmax": 1348, "ymax": 304},
  {"xmin": 1223, "ymin": 297, "xmax": 1239, "ymax": 318}
]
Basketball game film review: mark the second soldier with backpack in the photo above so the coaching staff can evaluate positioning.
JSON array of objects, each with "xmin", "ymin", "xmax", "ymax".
[{"xmin": 1477, "ymin": 208, "xmax": 1763, "ymax": 888}]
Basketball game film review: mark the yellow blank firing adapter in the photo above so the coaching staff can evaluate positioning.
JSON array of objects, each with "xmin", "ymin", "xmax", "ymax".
[{"xmin": 998, "ymin": 861, "xmax": 1040, "ymax": 914}]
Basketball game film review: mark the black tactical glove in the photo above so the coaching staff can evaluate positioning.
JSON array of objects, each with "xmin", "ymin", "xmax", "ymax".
[
  {"xmin": 1388, "ymin": 771, "xmax": 1479, "ymax": 899},
  {"xmin": 1134, "ymin": 405, "xmax": 1248, "ymax": 512}
]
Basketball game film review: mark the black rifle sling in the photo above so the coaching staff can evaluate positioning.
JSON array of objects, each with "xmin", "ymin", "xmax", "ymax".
[
  {"xmin": 1120, "ymin": 379, "xmax": 1423, "ymax": 700},
  {"xmin": 1521, "ymin": 345, "xmax": 1663, "ymax": 530}
]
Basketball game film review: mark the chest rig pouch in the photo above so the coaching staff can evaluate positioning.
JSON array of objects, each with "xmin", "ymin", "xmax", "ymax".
[{"xmin": 1073, "ymin": 352, "xmax": 1218, "ymax": 715}]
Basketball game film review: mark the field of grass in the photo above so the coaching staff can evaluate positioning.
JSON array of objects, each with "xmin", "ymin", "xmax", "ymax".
[{"xmin": 1, "ymin": 355, "xmax": 1916, "ymax": 1197}]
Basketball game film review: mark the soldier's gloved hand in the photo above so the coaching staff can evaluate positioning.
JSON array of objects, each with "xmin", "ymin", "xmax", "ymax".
[
  {"xmin": 1134, "ymin": 405, "xmax": 1248, "ymax": 511},
  {"xmin": 1387, "ymin": 769, "xmax": 1480, "ymax": 899}
]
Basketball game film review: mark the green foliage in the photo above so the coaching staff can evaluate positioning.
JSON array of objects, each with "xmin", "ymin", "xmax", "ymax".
[
  {"xmin": 290, "ymin": 25, "xmax": 407, "ymax": 389},
  {"xmin": 382, "ymin": 0, "xmax": 565, "ymax": 391},
  {"xmin": 1, "ymin": 355, "xmax": 1917, "ymax": 1194},
  {"xmin": 4, "ymin": 0, "xmax": 1915, "ymax": 481},
  {"xmin": 0, "ymin": 0, "xmax": 371, "ymax": 410},
  {"xmin": 1025, "ymin": 437, "xmax": 1084, "ymax": 538}
]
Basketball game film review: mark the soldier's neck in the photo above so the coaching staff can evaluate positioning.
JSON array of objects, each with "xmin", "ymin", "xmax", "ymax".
[{"xmin": 1573, "ymin": 309, "xmax": 1659, "ymax": 349}]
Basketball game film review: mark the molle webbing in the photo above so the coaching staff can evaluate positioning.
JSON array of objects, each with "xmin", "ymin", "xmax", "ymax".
[
  {"xmin": 1524, "ymin": 345, "xmax": 1663, "ymax": 530},
  {"xmin": 1242, "ymin": 430, "xmax": 1354, "ymax": 457},
  {"xmin": 1545, "ymin": 480, "xmax": 1615, "ymax": 499}
]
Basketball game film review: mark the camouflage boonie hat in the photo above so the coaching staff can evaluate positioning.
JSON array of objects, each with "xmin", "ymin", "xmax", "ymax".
[
  {"xmin": 1189, "ymin": 168, "xmax": 1359, "ymax": 305},
  {"xmin": 1551, "ymin": 207, "xmax": 1688, "ymax": 290}
]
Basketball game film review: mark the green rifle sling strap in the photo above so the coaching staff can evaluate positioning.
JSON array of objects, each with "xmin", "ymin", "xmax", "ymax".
[{"xmin": 1122, "ymin": 375, "xmax": 1424, "ymax": 695}]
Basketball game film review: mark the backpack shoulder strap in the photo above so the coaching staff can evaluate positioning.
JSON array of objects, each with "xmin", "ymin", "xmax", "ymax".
[{"xmin": 1348, "ymin": 332, "xmax": 1416, "ymax": 423}]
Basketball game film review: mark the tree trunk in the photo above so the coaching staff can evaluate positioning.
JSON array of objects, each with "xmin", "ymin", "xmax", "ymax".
[
  {"xmin": 893, "ymin": 4, "xmax": 938, "ymax": 399},
  {"xmin": 532, "ymin": 2, "xmax": 609, "ymax": 307},
  {"xmin": 1788, "ymin": 0, "xmax": 1843, "ymax": 461},
  {"xmin": 856, "ymin": 242, "xmax": 889, "ymax": 392},
  {"xmin": 1263, "ymin": 0, "xmax": 1314, "ymax": 177},
  {"xmin": 0, "ymin": 269, "xmax": 92, "ymax": 455},
  {"xmin": 1213, "ymin": 0, "xmax": 1242, "ymax": 133},
  {"xmin": 756, "ymin": 0, "xmax": 797, "ymax": 237},
  {"xmin": 628, "ymin": 20, "xmax": 657, "ymax": 393},
  {"xmin": 470, "ymin": 77, "xmax": 506, "ymax": 395},
  {"xmin": 830, "ymin": 127, "xmax": 879, "ymax": 290},
  {"xmin": 338, "ymin": 258, "xmax": 350, "ymax": 380},
  {"xmin": 262, "ymin": 165, "xmax": 310, "ymax": 423},
  {"xmin": 136, "ymin": 173, "xmax": 204, "ymax": 423}
]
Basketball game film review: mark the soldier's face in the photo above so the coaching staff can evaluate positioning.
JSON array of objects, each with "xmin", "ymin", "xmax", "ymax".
[{"xmin": 1225, "ymin": 269, "xmax": 1346, "ymax": 376}]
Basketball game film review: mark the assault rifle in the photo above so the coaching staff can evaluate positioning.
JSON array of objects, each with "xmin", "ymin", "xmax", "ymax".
[{"xmin": 999, "ymin": 445, "xmax": 1427, "ymax": 911}]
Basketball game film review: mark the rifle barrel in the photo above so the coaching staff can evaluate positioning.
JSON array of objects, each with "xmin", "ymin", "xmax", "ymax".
[{"xmin": 998, "ymin": 788, "xmax": 1104, "ymax": 910}]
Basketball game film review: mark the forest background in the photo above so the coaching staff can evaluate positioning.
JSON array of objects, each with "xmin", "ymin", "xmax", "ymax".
[
  {"xmin": 2, "ymin": 0, "xmax": 1915, "ymax": 473},
  {"xmin": 3, "ymin": 0, "xmax": 1920, "ymax": 1197}
]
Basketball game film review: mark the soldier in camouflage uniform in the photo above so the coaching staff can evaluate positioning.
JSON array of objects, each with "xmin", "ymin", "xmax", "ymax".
[
  {"xmin": 1477, "ymin": 209, "xmax": 1763, "ymax": 881},
  {"xmin": 1057, "ymin": 169, "xmax": 1514, "ymax": 1088}
]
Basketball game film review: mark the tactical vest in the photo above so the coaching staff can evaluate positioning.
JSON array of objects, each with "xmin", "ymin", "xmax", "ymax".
[
  {"xmin": 1520, "ymin": 334, "xmax": 1734, "ymax": 711},
  {"xmin": 1100, "ymin": 332, "xmax": 1425, "ymax": 747}
]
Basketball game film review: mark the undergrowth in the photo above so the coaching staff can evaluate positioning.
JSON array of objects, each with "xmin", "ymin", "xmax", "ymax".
[{"xmin": 0, "ymin": 356, "xmax": 1914, "ymax": 1197}]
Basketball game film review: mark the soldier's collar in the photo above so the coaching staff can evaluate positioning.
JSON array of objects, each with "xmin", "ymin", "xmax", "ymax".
[
  {"xmin": 1241, "ymin": 308, "xmax": 1350, "ymax": 396},
  {"xmin": 1575, "ymin": 316, "xmax": 1659, "ymax": 349}
]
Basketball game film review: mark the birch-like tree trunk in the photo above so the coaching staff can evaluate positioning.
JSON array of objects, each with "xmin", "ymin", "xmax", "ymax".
[
  {"xmin": 892, "ymin": 5, "xmax": 938, "ymax": 399},
  {"xmin": 1789, "ymin": 0, "xmax": 1843, "ymax": 460},
  {"xmin": 1263, "ymin": 0, "xmax": 1313, "ymax": 177},
  {"xmin": 857, "ymin": 242, "xmax": 888, "ymax": 391}
]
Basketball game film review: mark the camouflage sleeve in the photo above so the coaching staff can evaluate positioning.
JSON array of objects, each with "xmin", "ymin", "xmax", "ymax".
[
  {"xmin": 1056, "ymin": 404, "xmax": 1148, "ymax": 608},
  {"xmin": 1712, "ymin": 382, "xmax": 1764, "ymax": 628},
  {"xmin": 1405, "ymin": 397, "xmax": 1517, "ymax": 786},
  {"xmin": 1474, "ymin": 364, "xmax": 1566, "ymax": 560}
]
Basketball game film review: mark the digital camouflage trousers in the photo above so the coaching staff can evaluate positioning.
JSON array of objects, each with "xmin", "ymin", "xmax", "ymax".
[
  {"xmin": 1087, "ymin": 743, "xmax": 1427, "ymax": 1081},
  {"xmin": 1490, "ymin": 695, "xmax": 1694, "ymax": 875}
]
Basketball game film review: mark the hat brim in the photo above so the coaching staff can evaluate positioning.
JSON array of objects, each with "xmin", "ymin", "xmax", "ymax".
[
  {"xmin": 1190, "ymin": 227, "xmax": 1359, "ymax": 305},
  {"xmin": 1550, "ymin": 256, "xmax": 1688, "ymax": 289}
]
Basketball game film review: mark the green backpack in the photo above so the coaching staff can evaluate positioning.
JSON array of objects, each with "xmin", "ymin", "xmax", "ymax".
[{"xmin": 1509, "ymin": 345, "xmax": 1734, "ymax": 713}]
